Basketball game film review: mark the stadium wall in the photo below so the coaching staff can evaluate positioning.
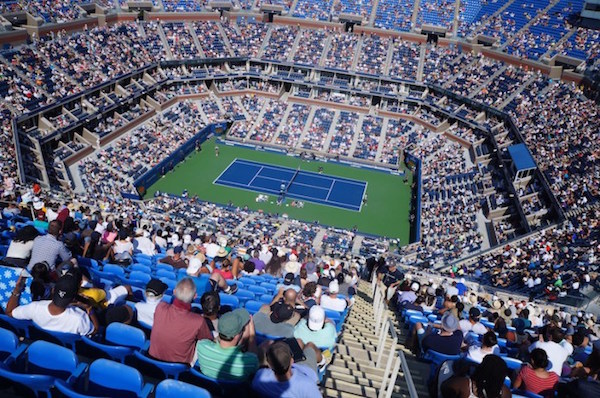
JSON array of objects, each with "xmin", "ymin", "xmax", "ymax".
[
  {"xmin": 405, "ymin": 152, "xmax": 422, "ymax": 243},
  {"xmin": 133, "ymin": 122, "xmax": 227, "ymax": 197}
]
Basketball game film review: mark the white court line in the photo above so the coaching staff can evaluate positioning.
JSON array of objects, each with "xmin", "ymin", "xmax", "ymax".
[
  {"xmin": 255, "ymin": 173, "xmax": 330, "ymax": 192},
  {"xmin": 212, "ymin": 158, "xmax": 238, "ymax": 185},
  {"xmin": 325, "ymin": 180, "xmax": 335, "ymax": 202},
  {"xmin": 358, "ymin": 181, "xmax": 368, "ymax": 213},
  {"xmin": 214, "ymin": 178, "xmax": 361, "ymax": 211},
  {"xmin": 248, "ymin": 166, "xmax": 264, "ymax": 186}
]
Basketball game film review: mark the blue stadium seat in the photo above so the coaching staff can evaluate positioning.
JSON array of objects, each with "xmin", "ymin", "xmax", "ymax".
[
  {"xmin": 181, "ymin": 367, "xmax": 246, "ymax": 397},
  {"xmin": 0, "ymin": 327, "xmax": 24, "ymax": 361},
  {"xmin": 155, "ymin": 263, "xmax": 174, "ymax": 272},
  {"xmin": 246, "ymin": 285, "xmax": 268, "ymax": 295},
  {"xmin": 81, "ymin": 323, "xmax": 147, "ymax": 363},
  {"xmin": 244, "ymin": 300, "xmax": 263, "ymax": 315},
  {"xmin": 130, "ymin": 263, "xmax": 152, "ymax": 274},
  {"xmin": 156, "ymin": 269, "xmax": 177, "ymax": 280},
  {"xmin": 0, "ymin": 340, "xmax": 86, "ymax": 398},
  {"xmin": 103, "ymin": 264, "xmax": 127, "ymax": 278},
  {"xmin": 131, "ymin": 350, "xmax": 190, "ymax": 380},
  {"xmin": 155, "ymin": 379, "xmax": 211, "ymax": 398},
  {"xmin": 502, "ymin": 356, "xmax": 522, "ymax": 371},
  {"xmin": 218, "ymin": 293, "xmax": 240, "ymax": 309},
  {"xmin": 259, "ymin": 294, "xmax": 273, "ymax": 304},
  {"xmin": 29, "ymin": 323, "xmax": 82, "ymax": 351},
  {"xmin": 233, "ymin": 289, "xmax": 254, "ymax": 305},
  {"xmin": 0, "ymin": 314, "xmax": 32, "ymax": 338}
]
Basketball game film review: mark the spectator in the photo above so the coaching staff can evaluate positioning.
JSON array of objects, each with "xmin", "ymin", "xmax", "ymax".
[
  {"xmin": 276, "ymin": 272, "xmax": 302, "ymax": 293},
  {"xmin": 514, "ymin": 348, "xmax": 559, "ymax": 398},
  {"xmin": 467, "ymin": 331, "xmax": 500, "ymax": 363},
  {"xmin": 529, "ymin": 326, "xmax": 572, "ymax": 376},
  {"xmin": 250, "ymin": 249, "xmax": 265, "ymax": 272},
  {"xmin": 196, "ymin": 308, "xmax": 259, "ymax": 381},
  {"xmin": 3, "ymin": 225, "xmax": 39, "ymax": 268},
  {"xmin": 377, "ymin": 261, "xmax": 404, "ymax": 302},
  {"xmin": 111, "ymin": 229, "xmax": 133, "ymax": 263},
  {"xmin": 149, "ymin": 278, "xmax": 213, "ymax": 365},
  {"xmin": 294, "ymin": 305, "xmax": 337, "ymax": 349},
  {"xmin": 135, "ymin": 278, "xmax": 168, "ymax": 327},
  {"xmin": 320, "ymin": 281, "xmax": 348, "ymax": 312},
  {"xmin": 133, "ymin": 228, "xmax": 156, "ymax": 256},
  {"xmin": 159, "ymin": 245, "xmax": 188, "ymax": 269},
  {"xmin": 254, "ymin": 302, "xmax": 297, "ymax": 338},
  {"xmin": 418, "ymin": 313, "xmax": 463, "ymax": 356},
  {"xmin": 27, "ymin": 220, "xmax": 71, "ymax": 271},
  {"xmin": 200, "ymin": 291, "xmax": 221, "ymax": 338},
  {"xmin": 459, "ymin": 307, "xmax": 488, "ymax": 336},
  {"xmin": 441, "ymin": 355, "xmax": 511, "ymax": 398},
  {"xmin": 7, "ymin": 274, "xmax": 98, "ymax": 335},
  {"xmin": 251, "ymin": 341, "xmax": 321, "ymax": 398}
]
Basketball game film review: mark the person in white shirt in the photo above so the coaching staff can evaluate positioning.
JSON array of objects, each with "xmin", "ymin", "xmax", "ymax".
[
  {"xmin": 203, "ymin": 236, "xmax": 220, "ymax": 259},
  {"xmin": 4, "ymin": 225, "xmax": 39, "ymax": 268},
  {"xmin": 529, "ymin": 326, "xmax": 571, "ymax": 376},
  {"xmin": 398, "ymin": 282, "xmax": 419, "ymax": 306},
  {"xmin": 459, "ymin": 307, "xmax": 488, "ymax": 336},
  {"xmin": 133, "ymin": 228, "xmax": 156, "ymax": 256},
  {"xmin": 135, "ymin": 279, "xmax": 168, "ymax": 326},
  {"xmin": 7, "ymin": 274, "xmax": 97, "ymax": 336},
  {"xmin": 466, "ymin": 331, "xmax": 500, "ymax": 363},
  {"xmin": 320, "ymin": 281, "xmax": 349, "ymax": 312},
  {"xmin": 112, "ymin": 230, "xmax": 133, "ymax": 262},
  {"xmin": 154, "ymin": 230, "xmax": 168, "ymax": 250},
  {"xmin": 259, "ymin": 245, "xmax": 274, "ymax": 267}
]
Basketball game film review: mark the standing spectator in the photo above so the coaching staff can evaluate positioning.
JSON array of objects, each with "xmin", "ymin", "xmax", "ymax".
[
  {"xmin": 377, "ymin": 261, "xmax": 404, "ymax": 302},
  {"xmin": 149, "ymin": 278, "xmax": 213, "ymax": 365},
  {"xmin": 27, "ymin": 220, "xmax": 71, "ymax": 271}
]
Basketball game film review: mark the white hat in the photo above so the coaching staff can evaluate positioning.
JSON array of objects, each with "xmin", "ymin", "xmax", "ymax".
[
  {"xmin": 410, "ymin": 282, "xmax": 420, "ymax": 292},
  {"xmin": 328, "ymin": 280, "xmax": 339, "ymax": 294},
  {"xmin": 33, "ymin": 198, "xmax": 44, "ymax": 210},
  {"xmin": 284, "ymin": 260, "xmax": 301, "ymax": 275},
  {"xmin": 289, "ymin": 253, "xmax": 298, "ymax": 262},
  {"xmin": 187, "ymin": 257, "xmax": 203, "ymax": 275},
  {"xmin": 218, "ymin": 237, "xmax": 228, "ymax": 247},
  {"xmin": 308, "ymin": 305, "xmax": 325, "ymax": 331}
]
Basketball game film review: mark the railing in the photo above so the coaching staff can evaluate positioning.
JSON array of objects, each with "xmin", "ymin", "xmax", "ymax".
[{"xmin": 372, "ymin": 277, "xmax": 419, "ymax": 398}]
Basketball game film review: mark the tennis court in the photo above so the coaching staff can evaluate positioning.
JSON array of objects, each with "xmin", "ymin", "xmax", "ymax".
[{"xmin": 214, "ymin": 159, "xmax": 367, "ymax": 211}]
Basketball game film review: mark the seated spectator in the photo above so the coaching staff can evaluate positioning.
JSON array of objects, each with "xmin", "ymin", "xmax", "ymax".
[
  {"xmin": 149, "ymin": 278, "xmax": 213, "ymax": 365},
  {"xmin": 570, "ymin": 332, "xmax": 590, "ymax": 364},
  {"xmin": 284, "ymin": 254, "xmax": 302, "ymax": 275},
  {"xmin": 300, "ymin": 282, "xmax": 321, "ymax": 309},
  {"xmin": 187, "ymin": 258, "xmax": 238, "ymax": 295},
  {"xmin": 418, "ymin": 313, "xmax": 463, "ymax": 356},
  {"xmin": 250, "ymin": 250, "xmax": 265, "ymax": 273},
  {"xmin": 441, "ymin": 355, "xmax": 511, "ymax": 398},
  {"xmin": 294, "ymin": 305, "xmax": 337, "ymax": 349},
  {"xmin": 159, "ymin": 245, "xmax": 188, "ymax": 269},
  {"xmin": 7, "ymin": 274, "xmax": 98, "ymax": 335},
  {"xmin": 467, "ymin": 331, "xmax": 500, "ymax": 363},
  {"xmin": 514, "ymin": 348, "xmax": 559, "ymax": 398},
  {"xmin": 254, "ymin": 302, "xmax": 297, "ymax": 338},
  {"xmin": 3, "ymin": 225, "xmax": 39, "ymax": 268},
  {"xmin": 200, "ymin": 291, "xmax": 220, "ymax": 338},
  {"xmin": 320, "ymin": 281, "xmax": 348, "ymax": 312},
  {"xmin": 135, "ymin": 278, "xmax": 168, "ymax": 327},
  {"xmin": 27, "ymin": 220, "xmax": 71, "ymax": 271},
  {"xmin": 305, "ymin": 262, "xmax": 319, "ymax": 283},
  {"xmin": 29, "ymin": 262, "xmax": 54, "ymax": 301},
  {"xmin": 133, "ymin": 228, "xmax": 156, "ymax": 256},
  {"xmin": 277, "ymin": 272, "xmax": 302, "ymax": 293},
  {"xmin": 529, "ymin": 326, "xmax": 572, "ymax": 376},
  {"xmin": 459, "ymin": 307, "xmax": 488, "ymax": 336},
  {"xmin": 196, "ymin": 308, "xmax": 259, "ymax": 381},
  {"xmin": 398, "ymin": 281, "xmax": 419, "ymax": 306},
  {"xmin": 252, "ymin": 341, "xmax": 321, "ymax": 397},
  {"xmin": 110, "ymin": 229, "xmax": 133, "ymax": 263}
]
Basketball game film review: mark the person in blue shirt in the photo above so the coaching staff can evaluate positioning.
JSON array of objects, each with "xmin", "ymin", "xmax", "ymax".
[{"xmin": 252, "ymin": 341, "xmax": 321, "ymax": 398}]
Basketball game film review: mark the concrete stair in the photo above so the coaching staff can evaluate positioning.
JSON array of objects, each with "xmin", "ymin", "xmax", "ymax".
[{"xmin": 320, "ymin": 281, "xmax": 430, "ymax": 398}]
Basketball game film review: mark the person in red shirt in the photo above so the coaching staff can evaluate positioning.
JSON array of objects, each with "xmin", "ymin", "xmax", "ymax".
[
  {"xmin": 149, "ymin": 278, "xmax": 212, "ymax": 365},
  {"xmin": 514, "ymin": 348, "xmax": 559, "ymax": 398}
]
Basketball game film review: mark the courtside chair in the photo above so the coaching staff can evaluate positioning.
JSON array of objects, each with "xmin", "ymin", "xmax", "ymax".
[
  {"xmin": 155, "ymin": 379, "xmax": 211, "ymax": 398},
  {"xmin": 59, "ymin": 358, "xmax": 153, "ymax": 398},
  {"xmin": 81, "ymin": 323, "xmax": 147, "ymax": 363},
  {"xmin": 0, "ymin": 340, "xmax": 86, "ymax": 398}
]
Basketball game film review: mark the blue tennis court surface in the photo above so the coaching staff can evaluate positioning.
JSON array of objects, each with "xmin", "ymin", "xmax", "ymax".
[{"xmin": 214, "ymin": 159, "xmax": 367, "ymax": 211}]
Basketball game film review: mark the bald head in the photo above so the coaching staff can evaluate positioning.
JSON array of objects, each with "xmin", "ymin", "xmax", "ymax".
[{"xmin": 283, "ymin": 288, "xmax": 297, "ymax": 305}]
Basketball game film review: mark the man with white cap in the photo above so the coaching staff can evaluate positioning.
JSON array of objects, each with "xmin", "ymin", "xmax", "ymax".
[
  {"xmin": 320, "ymin": 281, "xmax": 349, "ymax": 312},
  {"xmin": 398, "ymin": 281, "xmax": 420, "ymax": 306},
  {"xmin": 284, "ymin": 253, "xmax": 302, "ymax": 276},
  {"xmin": 133, "ymin": 228, "xmax": 155, "ymax": 256},
  {"xmin": 293, "ymin": 305, "xmax": 337, "ymax": 348}
]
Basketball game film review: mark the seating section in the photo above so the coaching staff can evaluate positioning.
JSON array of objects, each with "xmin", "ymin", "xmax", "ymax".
[
  {"xmin": 416, "ymin": 0, "xmax": 457, "ymax": 30},
  {"xmin": 374, "ymin": 0, "xmax": 415, "ymax": 31},
  {"xmin": 292, "ymin": 0, "xmax": 333, "ymax": 20}
]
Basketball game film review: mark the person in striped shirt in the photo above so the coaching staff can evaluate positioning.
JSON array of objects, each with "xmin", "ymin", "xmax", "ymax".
[
  {"xmin": 514, "ymin": 348, "xmax": 559, "ymax": 397},
  {"xmin": 195, "ymin": 308, "xmax": 259, "ymax": 381}
]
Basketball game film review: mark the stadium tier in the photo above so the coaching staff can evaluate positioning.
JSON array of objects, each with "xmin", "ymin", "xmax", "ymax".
[{"xmin": 0, "ymin": 2, "xmax": 599, "ymax": 398}]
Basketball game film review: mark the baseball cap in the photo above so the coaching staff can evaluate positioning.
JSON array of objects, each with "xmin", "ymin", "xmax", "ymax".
[
  {"xmin": 308, "ymin": 305, "xmax": 325, "ymax": 331},
  {"xmin": 469, "ymin": 307, "xmax": 481, "ymax": 320},
  {"xmin": 328, "ymin": 280, "xmax": 339, "ymax": 294},
  {"xmin": 283, "ymin": 272, "xmax": 295, "ymax": 285},
  {"xmin": 146, "ymin": 278, "xmax": 168, "ymax": 297},
  {"xmin": 173, "ymin": 246, "xmax": 183, "ymax": 254},
  {"xmin": 52, "ymin": 275, "xmax": 79, "ymax": 308},
  {"xmin": 218, "ymin": 308, "xmax": 251, "ymax": 339},
  {"xmin": 441, "ymin": 313, "xmax": 459, "ymax": 332},
  {"xmin": 270, "ymin": 302, "xmax": 294, "ymax": 324},
  {"xmin": 410, "ymin": 282, "xmax": 420, "ymax": 292}
]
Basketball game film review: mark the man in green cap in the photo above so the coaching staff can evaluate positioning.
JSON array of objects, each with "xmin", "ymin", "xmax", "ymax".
[{"xmin": 195, "ymin": 308, "xmax": 259, "ymax": 381}]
